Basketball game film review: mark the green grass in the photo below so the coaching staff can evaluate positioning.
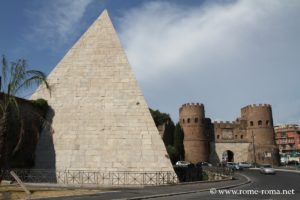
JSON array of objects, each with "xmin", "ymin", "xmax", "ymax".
[{"xmin": 202, "ymin": 171, "xmax": 209, "ymax": 181}]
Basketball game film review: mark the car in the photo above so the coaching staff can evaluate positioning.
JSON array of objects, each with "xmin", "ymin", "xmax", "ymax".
[
  {"xmin": 196, "ymin": 162, "xmax": 212, "ymax": 167},
  {"xmin": 238, "ymin": 162, "xmax": 252, "ymax": 168},
  {"xmin": 175, "ymin": 161, "xmax": 191, "ymax": 167},
  {"xmin": 260, "ymin": 164, "xmax": 276, "ymax": 175},
  {"xmin": 226, "ymin": 162, "xmax": 241, "ymax": 170}
]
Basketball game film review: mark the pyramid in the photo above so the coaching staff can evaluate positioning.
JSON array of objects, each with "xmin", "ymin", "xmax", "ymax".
[{"xmin": 31, "ymin": 10, "xmax": 174, "ymax": 173}]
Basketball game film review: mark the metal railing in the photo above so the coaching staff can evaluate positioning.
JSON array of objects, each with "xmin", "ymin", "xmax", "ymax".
[
  {"xmin": 1, "ymin": 169, "xmax": 178, "ymax": 186},
  {"xmin": 202, "ymin": 166, "xmax": 234, "ymax": 177}
]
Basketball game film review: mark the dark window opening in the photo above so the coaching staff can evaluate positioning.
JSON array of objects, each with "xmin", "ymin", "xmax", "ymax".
[
  {"xmin": 250, "ymin": 121, "xmax": 254, "ymax": 126},
  {"xmin": 266, "ymin": 120, "xmax": 269, "ymax": 126},
  {"xmin": 195, "ymin": 118, "xmax": 198, "ymax": 123},
  {"xmin": 187, "ymin": 118, "xmax": 190, "ymax": 123},
  {"xmin": 258, "ymin": 120, "xmax": 262, "ymax": 126}
]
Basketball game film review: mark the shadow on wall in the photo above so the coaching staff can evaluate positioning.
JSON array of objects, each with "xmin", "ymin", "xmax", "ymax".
[
  {"xmin": 31, "ymin": 106, "xmax": 56, "ymax": 182},
  {"xmin": 209, "ymin": 142, "xmax": 221, "ymax": 165}
]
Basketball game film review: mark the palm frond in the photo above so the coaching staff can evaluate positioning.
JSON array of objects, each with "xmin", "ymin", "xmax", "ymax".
[
  {"xmin": 12, "ymin": 119, "xmax": 24, "ymax": 155},
  {"xmin": 10, "ymin": 59, "xmax": 27, "ymax": 95},
  {"xmin": 27, "ymin": 70, "xmax": 51, "ymax": 92},
  {"xmin": 1, "ymin": 55, "xmax": 8, "ymax": 91},
  {"xmin": 16, "ymin": 75, "xmax": 51, "ymax": 96},
  {"xmin": 0, "ymin": 103, "xmax": 5, "ymax": 113},
  {"xmin": 9, "ymin": 96, "xmax": 19, "ymax": 116}
]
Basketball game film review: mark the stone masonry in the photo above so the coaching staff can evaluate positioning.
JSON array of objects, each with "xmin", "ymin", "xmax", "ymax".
[{"xmin": 31, "ymin": 10, "xmax": 174, "ymax": 174}]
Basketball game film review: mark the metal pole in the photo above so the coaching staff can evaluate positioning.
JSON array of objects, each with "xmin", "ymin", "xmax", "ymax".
[{"xmin": 252, "ymin": 131, "xmax": 257, "ymax": 166}]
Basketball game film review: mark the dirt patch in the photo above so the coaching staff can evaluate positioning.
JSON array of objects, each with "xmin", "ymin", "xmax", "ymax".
[{"xmin": 0, "ymin": 185, "xmax": 107, "ymax": 200}]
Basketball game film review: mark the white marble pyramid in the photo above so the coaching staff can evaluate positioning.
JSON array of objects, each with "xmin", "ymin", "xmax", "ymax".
[{"xmin": 31, "ymin": 10, "xmax": 174, "ymax": 172}]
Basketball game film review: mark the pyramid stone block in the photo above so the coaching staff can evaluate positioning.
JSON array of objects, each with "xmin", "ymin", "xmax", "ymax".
[{"xmin": 31, "ymin": 10, "xmax": 174, "ymax": 173}]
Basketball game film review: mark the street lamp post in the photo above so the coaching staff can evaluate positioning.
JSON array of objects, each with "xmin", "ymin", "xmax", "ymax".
[{"xmin": 252, "ymin": 131, "xmax": 257, "ymax": 166}]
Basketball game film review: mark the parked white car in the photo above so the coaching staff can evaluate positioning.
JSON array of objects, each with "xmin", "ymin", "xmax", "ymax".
[
  {"xmin": 238, "ymin": 162, "xmax": 252, "ymax": 168},
  {"xmin": 226, "ymin": 162, "xmax": 241, "ymax": 170},
  {"xmin": 196, "ymin": 162, "xmax": 212, "ymax": 167},
  {"xmin": 260, "ymin": 164, "xmax": 276, "ymax": 175},
  {"xmin": 175, "ymin": 161, "xmax": 191, "ymax": 167}
]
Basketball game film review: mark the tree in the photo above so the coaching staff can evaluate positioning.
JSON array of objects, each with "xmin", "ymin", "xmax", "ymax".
[
  {"xmin": 174, "ymin": 123, "xmax": 184, "ymax": 161},
  {"xmin": 149, "ymin": 108, "xmax": 171, "ymax": 126},
  {"xmin": 0, "ymin": 55, "xmax": 50, "ymax": 180},
  {"xmin": 149, "ymin": 108, "xmax": 175, "ymax": 146},
  {"xmin": 166, "ymin": 145, "xmax": 177, "ymax": 164}
]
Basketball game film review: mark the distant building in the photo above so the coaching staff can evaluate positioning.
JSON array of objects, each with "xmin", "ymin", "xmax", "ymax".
[
  {"xmin": 179, "ymin": 103, "xmax": 279, "ymax": 165},
  {"xmin": 274, "ymin": 124, "xmax": 300, "ymax": 162}
]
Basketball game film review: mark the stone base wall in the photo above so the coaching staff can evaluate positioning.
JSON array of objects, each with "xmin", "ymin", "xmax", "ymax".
[
  {"xmin": 210, "ymin": 142, "xmax": 251, "ymax": 164},
  {"xmin": 210, "ymin": 142, "xmax": 279, "ymax": 165}
]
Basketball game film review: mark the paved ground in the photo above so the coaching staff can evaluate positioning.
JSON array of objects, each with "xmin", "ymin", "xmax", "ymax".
[
  {"xmin": 153, "ymin": 170, "xmax": 300, "ymax": 200},
  {"xmin": 2, "ymin": 168, "xmax": 299, "ymax": 200},
  {"xmin": 36, "ymin": 169, "xmax": 300, "ymax": 200}
]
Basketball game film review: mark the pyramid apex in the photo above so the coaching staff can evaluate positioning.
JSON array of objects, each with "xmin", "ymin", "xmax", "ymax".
[
  {"xmin": 100, "ymin": 9, "xmax": 109, "ymax": 16},
  {"xmin": 98, "ymin": 9, "xmax": 110, "ymax": 20}
]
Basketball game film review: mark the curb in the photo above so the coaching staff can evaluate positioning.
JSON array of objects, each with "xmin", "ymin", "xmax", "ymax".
[
  {"xmin": 145, "ymin": 176, "xmax": 233, "ymax": 187},
  {"xmin": 125, "ymin": 174, "xmax": 251, "ymax": 200}
]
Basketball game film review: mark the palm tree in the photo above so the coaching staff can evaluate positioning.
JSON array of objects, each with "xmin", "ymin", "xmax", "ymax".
[{"xmin": 0, "ymin": 55, "xmax": 50, "ymax": 180}]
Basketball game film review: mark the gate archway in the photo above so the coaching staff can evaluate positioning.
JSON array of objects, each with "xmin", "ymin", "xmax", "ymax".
[{"xmin": 222, "ymin": 150, "xmax": 234, "ymax": 162}]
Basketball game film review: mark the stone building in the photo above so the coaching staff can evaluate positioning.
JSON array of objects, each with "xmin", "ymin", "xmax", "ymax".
[{"xmin": 179, "ymin": 103, "xmax": 279, "ymax": 165}]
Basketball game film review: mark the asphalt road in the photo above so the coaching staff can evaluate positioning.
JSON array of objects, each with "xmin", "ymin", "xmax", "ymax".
[
  {"xmin": 41, "ymin": 170, "xmax": 300, "ymax": 200},
  {"xmin": 155, "ymin": 170, "xmax": 300, "ymax": 200}
]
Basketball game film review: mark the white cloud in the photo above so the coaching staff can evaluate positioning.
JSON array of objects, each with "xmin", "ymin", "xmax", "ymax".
[
  {"xmin": 119, "ymin": 0, "xmax": 300, "ymax": 123},
  {"xmin": 25, "ymin": 0, "xmax": 94, "ymax": 48}
]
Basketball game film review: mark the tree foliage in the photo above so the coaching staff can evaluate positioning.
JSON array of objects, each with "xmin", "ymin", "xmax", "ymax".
[
  {"xmin": 149, "ymin": 108, "xmax": 175, "ymax": 146},
  {"xmin": 149, "ymin": 108, "xmax": 185, "ymax": 164},
  {"xmin": 174, "ymin": 123, "xmax": 185, "ymax": 161},
  {"xmin": 0, "ymin": 55, "xmax": 50, "ymax": 180},
  {"xmin": 149, "ymin": 108, "xmax": 172, "ymax": 126}
]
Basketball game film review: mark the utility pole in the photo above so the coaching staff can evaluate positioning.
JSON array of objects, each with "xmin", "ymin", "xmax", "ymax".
[{"xmin": 252, "ymin": 131, "xmax": 257, "ymax": 166}]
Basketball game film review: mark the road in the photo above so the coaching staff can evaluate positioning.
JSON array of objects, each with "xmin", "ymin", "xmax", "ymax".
[
  {"xmin": 155, "ymin": 170, "xmax": 300, "ymax": 200},
  {"xmin": 40, "ymin": 170, "xmax": 300, "ymax": 200}
]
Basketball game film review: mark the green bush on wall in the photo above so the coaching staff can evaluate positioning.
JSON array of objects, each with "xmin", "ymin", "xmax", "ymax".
[{"xmin": 31, "ymin": 98, "xmax": 49, "ymax": 117}]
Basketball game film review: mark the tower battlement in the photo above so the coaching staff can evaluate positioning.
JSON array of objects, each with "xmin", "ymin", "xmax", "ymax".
[
  {"xmin": 241, "ymin": 104, "xmax": 271, "ymax": 112},
  {"xmin": 213, "ymin": 121, "xmax": 238, "ymax": 128},
  {"xmin": 179, "ymin": 103, "xmax": 204, "ymax": 112}
]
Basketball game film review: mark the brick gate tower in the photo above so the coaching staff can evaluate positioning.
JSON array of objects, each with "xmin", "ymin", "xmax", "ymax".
[
  {"xmin": 179, "ymin": 103, "xmax": 209, "ymax": 163},
  {"xmin": 241, "ymin": 104, "xmax": 279, "ymax": 164}
]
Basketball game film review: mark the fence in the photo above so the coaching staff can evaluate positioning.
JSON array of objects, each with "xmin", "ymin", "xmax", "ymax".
[
  {"xmin": 1, "ymin": 169, "xmax": 178, "ymax": 186},
  {"xmin": 202, "ymin": 166, "xmax": 234, "ymax": 178}
]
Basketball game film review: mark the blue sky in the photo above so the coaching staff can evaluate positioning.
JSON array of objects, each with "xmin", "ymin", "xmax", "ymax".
[{"xmin": 1, "ymin": 0, "xmax": 300, "ymax": 124}]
